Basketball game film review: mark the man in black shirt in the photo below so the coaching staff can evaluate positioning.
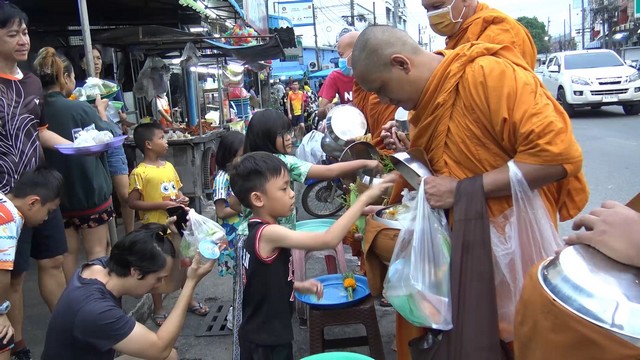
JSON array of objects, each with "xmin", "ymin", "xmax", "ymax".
[{"xmin": 0, "ymin": 3, "xmax": 74, "ymax": 359}]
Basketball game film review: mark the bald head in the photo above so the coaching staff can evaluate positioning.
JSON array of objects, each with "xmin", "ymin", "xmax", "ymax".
[
  {"xmin": 352, "ymin": 25, "xmax": 423, "ymax": 74},
  {"xmin": 337, "ymin": 30, "xmax": 360, "ymax": 57}
]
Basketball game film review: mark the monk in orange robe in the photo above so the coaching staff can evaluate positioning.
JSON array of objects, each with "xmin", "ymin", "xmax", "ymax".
[
  {"xmin": 423, "ymin": 0, "xmax": 537, "ymax": 69},
  {"xmin": 352, "ymin": 25, "xmax": 589, "ymax": 359}
]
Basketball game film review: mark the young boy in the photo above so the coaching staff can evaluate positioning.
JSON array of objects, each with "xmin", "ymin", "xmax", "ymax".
[
  {"xmin": 0, "ymin": 167, "xmax": 63, "ymax": 360},
  {"xmin": 287, "ymin": 81, "xmax": 306, "ymax": 144},
  {"xmin": 128, "ymin": 122, "xmax": 209, "ymax": 326},
  {"xmin": 229, "ymin": 152, "xmax": 394, "ymax": 359}
]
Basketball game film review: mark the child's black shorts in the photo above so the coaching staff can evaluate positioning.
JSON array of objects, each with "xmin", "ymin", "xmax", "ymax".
[{"xmin": 239, "ymin": 338, "xmax": 293, "ymax": 360}]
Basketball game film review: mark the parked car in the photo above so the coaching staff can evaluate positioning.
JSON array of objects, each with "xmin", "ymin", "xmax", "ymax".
[{"xmin": 540, "ymin": 49, "xmax": 640, "ymax": 116}]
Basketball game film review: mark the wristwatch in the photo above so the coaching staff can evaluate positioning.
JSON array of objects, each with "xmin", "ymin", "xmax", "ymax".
[{"xmin": 0, "ymin": 300, "xmax": 11, "ymax": 315}]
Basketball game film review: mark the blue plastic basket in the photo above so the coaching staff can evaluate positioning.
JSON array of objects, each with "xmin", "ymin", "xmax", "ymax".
[{"xmin": 230, "ymin": 98, "xmax": 251, "ymax": 119}]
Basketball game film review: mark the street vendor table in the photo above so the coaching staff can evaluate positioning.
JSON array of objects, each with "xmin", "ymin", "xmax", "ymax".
[{"xmin": 124, "ymin": 130, "xmax": 224, "ymax": 213}]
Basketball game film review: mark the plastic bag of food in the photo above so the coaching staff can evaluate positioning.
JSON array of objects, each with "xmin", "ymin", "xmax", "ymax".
[
  {"xmin": 383, "ymin": 178, "xmax": 453, "ymax": 329},
  {"xmin": 181, "ymin": 209, "xmax": 226, "ymax": 258},
  {"xmin": 490, "ymin": 160, "xmax": 564, "ymax": 341}
]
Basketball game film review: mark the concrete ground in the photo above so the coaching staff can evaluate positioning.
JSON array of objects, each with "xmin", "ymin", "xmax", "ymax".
[{"xmin": 21, "ymin": 106, "xmax": 640, "ymax": 359}]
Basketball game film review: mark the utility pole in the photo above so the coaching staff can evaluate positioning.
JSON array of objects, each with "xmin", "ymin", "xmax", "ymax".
[
  {"xmin": 418, "ymin": 24, "xmax": 422, "ymax": 45},
  {"xmin": 350, "ymin": 0, "xmax": 355, "ymax": 27},
  {"xmin": 581, "ymin": 0, "xmax": 586, "ymax": 49},
  {"xmin": 392, "ymin": 0, "xmax": 399, "ymax": 27},
  {"xmin": 563, "ymin": 19, "xmax": 566, "ymax": 51},
  {"xmin": 312, "ymin": 4, "xmax": 320, "ymax": 70},
  {"xmin": 569, "ymin": 4, "xmax": 572, "ymax": 50},
  {"xmin": 373, "ymin": 1, "xmax": 377, "ymax": 25}
]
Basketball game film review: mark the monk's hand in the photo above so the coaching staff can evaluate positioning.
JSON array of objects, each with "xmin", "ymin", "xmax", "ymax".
[
  {"xmin": 424, "ymin": 175, "xmax": 458, "ymax": 209},
  {"xmin": 565, "ymin": 201, "xmax": 640, "ymax": 267},
  {"xmin": 380, "ymin": 121, "xmax": 398, "ymax": 150}
]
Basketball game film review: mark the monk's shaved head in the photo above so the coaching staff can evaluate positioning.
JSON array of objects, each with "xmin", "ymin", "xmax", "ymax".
[
  {"xmin": 352, "ymin": 25, "xmax": 423, "ymax": 74},
  {"xmin": 337, "ymin": 30, "xmax": 360, "ymax": 57},
  {"xmin": 352, "ymin": 25, "xmax": 437, "ymax": 111}
]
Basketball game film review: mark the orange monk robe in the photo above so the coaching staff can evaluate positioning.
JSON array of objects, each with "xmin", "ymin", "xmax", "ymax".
[
  {"xmin": 515, "ymin": 262, "xmax": 640, "ymax": 359},
  {"xmin": 446, "ymin": 2, "xmax": 538, "ymax": 70},
  {"xmin": 392, "ymin": 42, "xmax": 589, "ymax": 359},
  {"xmin": 352, "ymin": 81, "xmax": 397, "ymax": 153}
]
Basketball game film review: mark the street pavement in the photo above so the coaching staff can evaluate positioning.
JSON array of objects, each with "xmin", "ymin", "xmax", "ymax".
[{"xmin": 20, "ymin": 106, "xmax": 640, "ymax": 359}]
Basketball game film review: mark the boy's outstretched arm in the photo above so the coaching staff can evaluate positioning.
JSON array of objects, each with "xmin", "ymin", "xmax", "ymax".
[
  {"xmin": 260, "ymin": 174, "xmax": 397, "ymax": 256},
  {"xmin": 307, "ymin": 159, "xmax": 382, "ymax": 180},
  {"xmin": 128, "ymin": 189, "xmax": 179, "ymax": 211}
]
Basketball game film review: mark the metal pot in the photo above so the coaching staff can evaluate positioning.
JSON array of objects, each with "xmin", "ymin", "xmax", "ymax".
[
  {"xmin": 320, "ymin": 132, "xmax": 346, "ymax": 159},
  {"xmin": 539, "ymin": 244, "xmax": 640, "ymax": 346},
  {"xmin": 326, "ymin": 104, "xmax": 367, "ymax": 146},
  {"xmin": 339, "ymin": 141, "xmax": 381, "ymax": 182},
  {"xmin": 390, "ymin": 148, "xmax": 433, "ymax": 189}
]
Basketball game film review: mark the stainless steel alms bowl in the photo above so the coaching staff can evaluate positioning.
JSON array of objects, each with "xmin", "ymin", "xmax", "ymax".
[
  {"xmin": 320, "ymin": 132, "xmax": 346, "ymax": 159},
  {"xmin": 390, "ymin": 149, "xmax": 433, "ymax": 189},
  {"xmin": 339, "ymin": 141, "xmax": 380, "ymax": 180},
  {"xmin": 326, "ymin": 105, "xmax": 367, "ymax": 146},
  {"xmin": 539, "ymin": 244, "xmax": 640, "ymax": 346}
]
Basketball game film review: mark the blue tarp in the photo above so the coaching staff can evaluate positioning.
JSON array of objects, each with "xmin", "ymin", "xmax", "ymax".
[
  {"xmin": 308, "ymin": 68, "xmax": 337, "ymax": 78},
  {"xmin": 271, "ymin": 61, "xmax": 306, "ymax": 79},
  {"xmin": 585, "ymin": 40, "xmax": 603, "ymax": 49}
]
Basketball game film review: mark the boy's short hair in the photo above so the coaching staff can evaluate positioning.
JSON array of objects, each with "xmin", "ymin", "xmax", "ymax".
[
  {"xmin": 133, "ymin": 122, "xmax": 164, "ymax": 153},
  {"xmin": 229, "ymin": 152, "xmax": 288, "ymax": 209},
  {"xmin": 9, "ymin": 167, "xmax": 63, "ymax": 204},
  {"xmin": 0, "ymin": 2, "xmax": 28, "ymax": 29},
  {"xmin": 107, "ymin": 223, "xmax": 176, "ymax": 279}
]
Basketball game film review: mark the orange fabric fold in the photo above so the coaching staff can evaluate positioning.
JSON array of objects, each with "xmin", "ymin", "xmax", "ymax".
[
  {"xmin": 392, "ymin": 42, "xmax": 588, "ymax": 222},
  {"xmin": 352, "ymin": 81, "xmax": 398, "ymax": 153},
  {"xmin": 515, "ymin": 262, "xmax": 640, "ymax": 359},
  {"xmin": 446, "ymin": 2, "xmax": 538, "ymax": 69}
]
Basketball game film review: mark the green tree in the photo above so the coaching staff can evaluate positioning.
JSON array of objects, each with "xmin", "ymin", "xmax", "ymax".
[{"xmin": 517, "ymin": 16, "xmax": 550, "ymax": 54}]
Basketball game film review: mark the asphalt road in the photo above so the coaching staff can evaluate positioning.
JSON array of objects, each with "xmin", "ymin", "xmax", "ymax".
[{"xmin": 20, "ymin": 106, "xmax": 639, "ymax": 360}]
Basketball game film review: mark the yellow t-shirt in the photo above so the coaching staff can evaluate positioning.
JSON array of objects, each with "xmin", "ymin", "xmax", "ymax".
[{"xmin": 129, "ymin": 161, "xmax": 183, "ymax": 224}]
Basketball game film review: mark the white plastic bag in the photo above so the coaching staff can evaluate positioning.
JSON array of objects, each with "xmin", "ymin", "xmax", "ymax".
[
  {"xmin": 295, "ymin": 130, "xmax": 324, "ymax": 164},
  {"xmin": 490, "ymin": 160, "xmax": 563, "ymax": 341},
  {"xmin": 383, "ymin": 179, "xmax": 453, "ymax": 330},
  {"xmin": 182, "ymin": 209, "xmax": 226, "ymax": 257}
]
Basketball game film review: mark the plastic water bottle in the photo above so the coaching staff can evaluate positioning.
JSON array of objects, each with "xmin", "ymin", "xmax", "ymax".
[{"xmin": 106, "ymin": 103, "xmax": 119, "ymax": 123}]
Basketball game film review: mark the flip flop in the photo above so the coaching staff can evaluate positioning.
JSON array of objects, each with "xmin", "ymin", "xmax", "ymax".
[
  {"xmin": 379, "ymin": 298, "xmax": 393, "ymax": 308},
  {"xmin": 152, "ymin": 313, "xmax": 168, "ymax": 326},
  {"xmin": 187, "ymin": 302, "xmax": 210, "ymax": 316}
]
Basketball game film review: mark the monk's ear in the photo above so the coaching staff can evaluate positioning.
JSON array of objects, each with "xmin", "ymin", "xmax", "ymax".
[{"xmin": 390, "ymin": 55, "xmax": 411, "ymax": 74}]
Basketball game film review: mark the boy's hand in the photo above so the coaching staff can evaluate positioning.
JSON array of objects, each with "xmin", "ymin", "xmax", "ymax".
[
  {"xmin": 177, "ymin": 196, "xmax": 190, "ymax": 206},
  {"xmin": 186, "ymin": 252, "xmax": 215, "ymax": 283},
  {"xmin": 361, "ymin": 173, "xmax": 398, "ymax": 204},
  {"xmin": 163, "ymin": 201, "xmax": 181, "ymax": 209},
  {"xmin": 0, "ymin": 315, "xmax": 14, "ymax": 344},
  {"xmin": 166, "ymin": 216, "xmax": 179, "ymax": 235},
  {"xmin": 295, "ymin": 279, "xmax": 324, "ymax": 299}
]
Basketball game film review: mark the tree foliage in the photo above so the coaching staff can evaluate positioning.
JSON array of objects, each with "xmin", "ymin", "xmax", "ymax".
[{"xmin": 517, "ymin": 16, "xmax": 550, "ymax": 54}]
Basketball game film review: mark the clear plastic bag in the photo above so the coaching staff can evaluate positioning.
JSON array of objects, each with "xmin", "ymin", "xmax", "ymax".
[
  {"xmin": 383, "ymin": 179, "xmax": 453, "ymax": 330},
  {"xmin": 182, "ymin": 209, "xmax": 226, "ymax": 258},
  {"xmin": 490, "ymin": 160, "xmax": 563, "ymax": 341},
  {"xmin": 295, "ymin": 130, "xmax": 324, "ymax": 164}
]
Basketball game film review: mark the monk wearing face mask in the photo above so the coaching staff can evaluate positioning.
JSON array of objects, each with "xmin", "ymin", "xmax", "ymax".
[
  {"xmin": 353, "ymin": 25, "xmax": 589, "ymax": 359},
  {"xmin": 423, "ymin": 0, "xmax": 538, "ymax": 70}
]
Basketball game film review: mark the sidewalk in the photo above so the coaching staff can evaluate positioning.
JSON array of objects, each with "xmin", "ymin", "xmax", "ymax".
[{"xmin": 23, "ymin": 189, "xmax": 398, "ymax": 359}]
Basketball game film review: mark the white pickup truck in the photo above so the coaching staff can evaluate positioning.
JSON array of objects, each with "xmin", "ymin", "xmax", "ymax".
[{"xmin": 540, "ymin": 49, "xmax": 640, "ymax": 116}]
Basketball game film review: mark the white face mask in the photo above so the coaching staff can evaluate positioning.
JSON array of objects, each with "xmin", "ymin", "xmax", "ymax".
[{"xmin": 427, "ymin": 0, "xmax": 466, "ymax": 37}]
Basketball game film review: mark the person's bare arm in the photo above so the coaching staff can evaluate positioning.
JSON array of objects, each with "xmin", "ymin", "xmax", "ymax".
[
  {"xmin": 158, "ymin": 110, "xmax": 173, "ymax": 123},
  {"xmin": 306, "ymin": 159, "xmax": 381, "ymax": 180},
  {"xmin": 287, "ymin": 97, "xmax": 293, "ymax": 119},
  {"xmin": 424, "ymin": 162, "xmax": 568, "ymax": 209},
  {"xmin": 317, "ymin": 98, "xmax": 335, "ymax": 120},
  {"xmin": 214, "ymin": 199, "xmax": 239, "ymax": 220},
  {"xmin": 128, "ymin": 189, "xmax": 178, "ymax": 211},
  {"xmin": 38, "ymin": 128, "xmax": 72, "ymax": 149},
  {"xmin": 260, "ymin": 175, "xmax": 396, "ymax": 255},
  {"xmin": 0, "ymin": 271, "xmax": 13, "ymax": 345},
  {"xmin": 228, "ymin": 195, "xmax": 242, "ymax": 213},
  {"xmin": 113, "ymin": 254, "xmax": 214, "ymax": 359}
]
